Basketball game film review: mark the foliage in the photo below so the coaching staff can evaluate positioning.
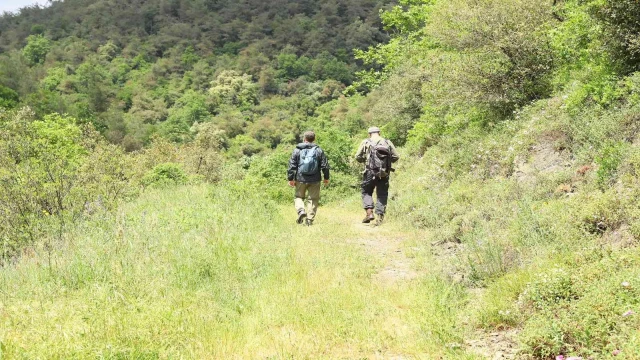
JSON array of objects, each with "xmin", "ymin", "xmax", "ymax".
[
  {"xmin": 0, "ymin": 108, "xmax": 134, "ymax": 260},
  {"xmin": 184, "ymin": 122, "xmax": 225, "ymax": 182},
  {"xmin": 141, "ymin": 163, "xmax": 189, "ymax": 187},
  {"xmin": 595, "ymin": 141, "xmax": 626, "ymax": 189},
  {"xmin": 592, "ymin": 0, "xmax": 640, "ymax": 73},
  {"xmin": 350, "ymin": 0, "xmax": 433, "ymax": 90},
  {"xmin": 0, "ymin": 85, "xmax": 19, "ymax": 109},
  {"xmin": 0, "ymin": 0, "xmax": 391, "ymax": 150},
  {"xmin": 6, "ymin": 0, "xmax": 640, "ymax": 358},
  {"xmin": 22, "ymin": 34, "xmax": 50, "ymax": 65},
  {"xmin": 209, "ymin": 71, "xmax": 259, "ymax": 111}
]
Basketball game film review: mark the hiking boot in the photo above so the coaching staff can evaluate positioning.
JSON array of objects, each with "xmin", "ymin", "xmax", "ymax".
[
  {"xmin": 305, "ymin": 218, "xmax": 313, "ymax": 226},
  {"xmin": 362, "ymin": 209, "xmax": 375, "ymax": 223},
  {"xmin": 297, "ymin": 211, "xmax": 307, "ymax": 224},
  {"xmin": 375, "ymin": 213, "xmax": 385, "ymax": 226}
]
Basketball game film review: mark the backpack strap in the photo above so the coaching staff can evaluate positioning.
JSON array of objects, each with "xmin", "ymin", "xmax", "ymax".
[
  {"xmin": 300, "ymin": 145, "xmax": 318, "ymax": 154},
  {"xmin": 366, "ymin": 138, "xmax": 387, "ymax": 151}
]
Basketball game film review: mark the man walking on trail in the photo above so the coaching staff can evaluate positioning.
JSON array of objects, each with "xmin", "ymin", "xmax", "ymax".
[
  {"xmin": 288, "ymin": 131, "xmax": 330, "ymax": 226},
  {"xmin": 356, "ymin": 127, "xmax": 400, "ymax": 225}
]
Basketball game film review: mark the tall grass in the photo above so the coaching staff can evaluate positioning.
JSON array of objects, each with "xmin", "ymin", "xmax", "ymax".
[{"xmin": 0, "ymin": 185, "xmax": 474, "ymax": 359}]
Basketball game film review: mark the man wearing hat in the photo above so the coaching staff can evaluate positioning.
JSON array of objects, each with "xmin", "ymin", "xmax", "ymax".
[{"xmin": 355, "ymin": 126, "xmax": 400, "ymax": 225}]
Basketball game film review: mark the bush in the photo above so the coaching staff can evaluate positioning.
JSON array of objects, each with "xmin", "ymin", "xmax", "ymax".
[
  {"xmin": 595, "ymin": 141, "xmax": 627, "ymax": 189},
  {"xmin": 426, "ymin": 0, "xmax": 556, "ymax": 115},
  {"xmin": 0, "ymin": 85, "xmax": 19, "ymax": 109},
  {"xmin": 0, "ymin": 108, "xmax": 135, "ymax": 260},
  {"xmin": 183, "ymin": 122, "xmax": 225, "ymax": 182},
  {"xmin": 592, "ymin": 0, "xmax": 640, "ymax": 73},
  {"xmin": 518, "ymin": 254, "xmax": 640, "ymax": 359},
  {"xmin": 142, "ymin": 163, "xmax": 188, "ymax": 187},
  {"xmin": 518, "ymin": 268, "xmax": 576, "ymax": 311}
]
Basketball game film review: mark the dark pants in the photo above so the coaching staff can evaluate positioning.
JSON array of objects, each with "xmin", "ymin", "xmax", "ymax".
[{"xmin": 361, "ymin": 171, "xmax": 389, "ymax": 215}]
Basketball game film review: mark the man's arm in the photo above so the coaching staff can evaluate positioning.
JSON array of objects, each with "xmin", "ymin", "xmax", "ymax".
[
  {"xmin": 355, "ymin": 140, "xmax": 368, "ymax": 163},
  {"xmin": 287, "ymin": 149, "xmax": 299, "ymax": 181},
  {"xmin": 320, "ymin": 149, "xmax": 330, "ymax": 181},
  {"xmin": 388, "ymin": 140, "xmax": 400, "ymax": 163}
]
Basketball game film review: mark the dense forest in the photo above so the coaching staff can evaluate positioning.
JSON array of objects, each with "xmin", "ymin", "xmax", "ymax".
[
  {"xmin": 0, "ymin": 0, "xmax": 391, "ymax": 151},
  {"xmin": 4, "ymin": 0, "xmax": 640, "ymax": 358}
]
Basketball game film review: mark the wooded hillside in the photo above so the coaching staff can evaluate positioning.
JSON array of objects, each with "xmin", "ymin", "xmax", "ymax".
[{"xmin": 0, "ymin": 0, "xmax": 392, "ymax": 151}]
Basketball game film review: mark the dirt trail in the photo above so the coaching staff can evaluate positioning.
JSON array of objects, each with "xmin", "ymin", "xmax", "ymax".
[
  {"xmin": 349, "ymin": 219, "xmax": 420, "ymax": 286},
  {"xmin": 466, "ymin": 329, "xmax": 519, "ymax": 360},
  {"xmin": 324, "ymin": 206, "xmax": 518, "ymax": 359}
]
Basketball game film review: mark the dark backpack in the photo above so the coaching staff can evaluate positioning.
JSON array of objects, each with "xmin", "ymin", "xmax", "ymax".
[
  {"xmin": 367, "ymin": 139, "xmax": 393, "ymax": 178},
  {"xmin": 298, "ymin": 146, "xmax": 320, "ymax": 176}
]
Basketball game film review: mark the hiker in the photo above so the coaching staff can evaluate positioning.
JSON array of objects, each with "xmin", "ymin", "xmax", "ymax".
[
  {"xmin": 287, "ymin": 131, "xmax": 330, "ymax": 226},
  {"xmin": 355, "ymin": 126, "xmax": 400, "ymax": 225}
]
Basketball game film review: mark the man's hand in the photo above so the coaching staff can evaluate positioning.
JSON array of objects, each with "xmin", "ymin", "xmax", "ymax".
[
  {"xmin": 323, "ymin": 179, "xmax": 330, "ymax": 187},
  {"xmin": 288, "ymin": 180, "xmax": 296, "ymax": 187}
]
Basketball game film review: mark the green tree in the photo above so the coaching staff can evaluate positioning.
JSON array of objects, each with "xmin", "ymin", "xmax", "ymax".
[
  {"xmin": 161, "ymin": 91, "xmax": 212, "ymax": 142},
  {"xmin": 592, "ymin": 0, "xmax": 640, "ymax": 73},
  {"xmin": 209, "ymin": 70, "xmax": 259, "ymax": 110},
  {"xmin": 185, "ymin": 122, "xmax": 225, "ymax": 182},
  {"xmin": 0, "ymin": 85, "xmax": 19, "ymax": 109},
  {"xmin": 22, "ymin": 35, "xmax": 51, "ymax": 65},
  {"xmin": 98, "ymin": 41, "xmax": 120, "ymax": 62},
  {"xmin": 0, "ymin": 109, "xmax": 132, "ymax": 259},
  {"xmin": 276, "ymin": 50, "xmax": 311, "ymax": 80},
  {"xmin": 181, "ymin": 46, "xmax": 200, "ymax": 68}
]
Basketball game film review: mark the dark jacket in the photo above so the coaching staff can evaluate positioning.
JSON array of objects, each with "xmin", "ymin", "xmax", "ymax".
[{"xmin": 288, "ymin": 143, "xmax": 330, "ymax": 183}]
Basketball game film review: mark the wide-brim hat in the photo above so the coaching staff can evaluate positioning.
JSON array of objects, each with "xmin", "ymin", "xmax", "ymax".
[{"xmin": 368, "ymin": 126, "xmax": 381, "ymax": 134}]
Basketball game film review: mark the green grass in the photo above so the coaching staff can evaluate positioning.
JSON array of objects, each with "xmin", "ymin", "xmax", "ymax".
[
  {"xmin": 0, "ymin": 185, "xmax": 476, "ymax": 359},
  {"xmin": 5, "ymin": 88, "xmax": 640, "ymax": 359}
]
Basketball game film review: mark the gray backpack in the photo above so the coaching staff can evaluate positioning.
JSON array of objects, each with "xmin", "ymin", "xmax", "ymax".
[
  {"xmin": 367, "ymin": 139, "xmax": 392, "ymax": 178},
  {"xmin": 298, "ymin": 146, "xmax": 319, "ymax": 175}
]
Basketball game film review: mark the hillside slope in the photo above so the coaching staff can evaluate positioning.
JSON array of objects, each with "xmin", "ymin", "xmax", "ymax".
[
  {"xmin": 0, "ymin": 0, "xmax": 392, "ymax": 151},
  {"xmin": 3, "ymin": 0, "xmax": 640, "ymax": 359}
]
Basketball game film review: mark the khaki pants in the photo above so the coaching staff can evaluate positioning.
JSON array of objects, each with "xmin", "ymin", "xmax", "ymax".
[{"xmin": 295, "ymin": 182, "xmax": 321, "ymax": 220}]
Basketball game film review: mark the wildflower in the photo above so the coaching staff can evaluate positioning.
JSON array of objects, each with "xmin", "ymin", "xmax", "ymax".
[
  {"xmin": 556, "ymin": 356, "xmax": 565, "ymax": 360},
  {"xmin": 613, "ymin": 350, "xmax": 621, "ymax": 356},
  {"xmin": 622, "ymin": 281, "xmax": 630, "ymax": 288},
  {"xmin": 623, "ymin": 310, "xmax": 635, "ymax": 317}
]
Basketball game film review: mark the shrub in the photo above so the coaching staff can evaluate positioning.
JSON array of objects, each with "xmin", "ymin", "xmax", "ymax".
[
  {"xmin": 595, "ymin": 141, "xmax": 627, "ymax": 189},
  {"xmin": 518, "ymin": 255, "xmax": 640, "ymax": 359},
  {"xmin": 0, "ymin": 85, "xmax": 19, "ymax": 109},
  {"xmin": 142, "ymin": 163, "xmax": 188, "ymax": 187},
  {"xmin": 592, "ymin": 0, "xmax": 640, "ymax": 73},
  {"xmin": 518, "ymin": 268, "xmax": 576, "ymax": 311},
  {"xmin": 426, "ymin": 0, "xmax": 556, "ymax": 116},
  {"xmin": 0, "ymin": 108, "xmax": 135, "ymax": 260},
  {"xmin": 183, "ymin": 122, "xmax": 225, "ymax": 183}
]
